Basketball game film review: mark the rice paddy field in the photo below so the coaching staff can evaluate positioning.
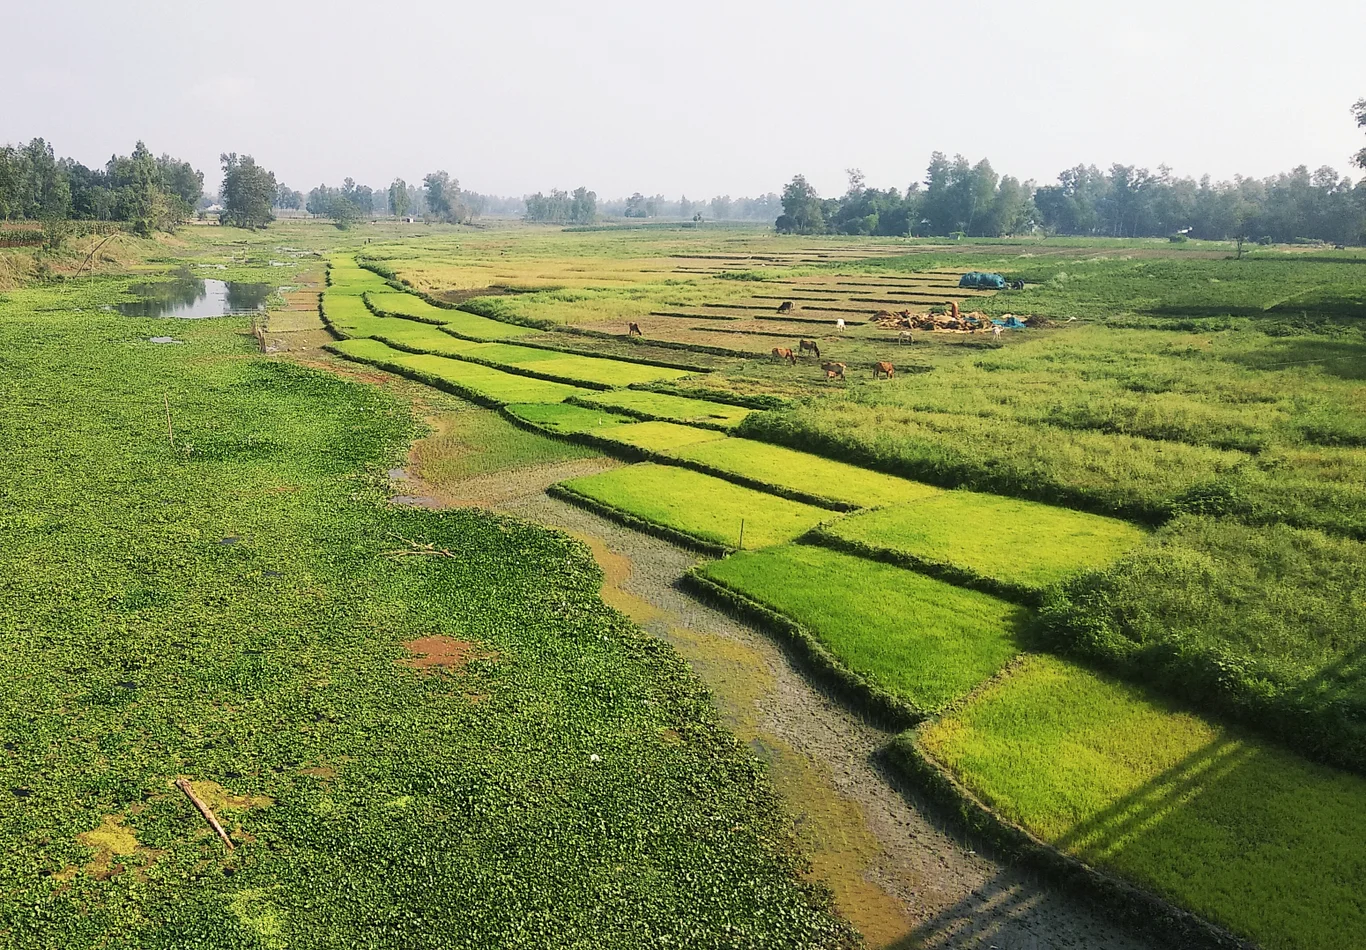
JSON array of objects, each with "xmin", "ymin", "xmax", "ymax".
[{"xmin": 7, "ymin": 218, "xmax": 1365, "ymax": 950}]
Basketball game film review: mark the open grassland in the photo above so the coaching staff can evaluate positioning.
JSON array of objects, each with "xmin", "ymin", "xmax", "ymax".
[
  {"xmin": 0, "ymin": 278, "xmax": 855, "ymax": 949},
  {"xmin": 818, "ymin": 492, "xmax": 1147, "ymax": 595},
  {"xmin": 365, "ymin": 290, "xmax": 537, "ymax": 340},
  {"xmin": 917, "ymin": 654, "xmax": 1366, "ymax": 950},
  {"xmin": 572, "ymin": 389, "xmax": 754, "ymax": 428},
  {"xmin": 1038, "ymin": 515, "xmax": 1366, "ymax": 772},
  {"xmin": 699, "ymin": 546, "xmax": 1024, "ymax": 713},
  {"xmin": 672, "ymin": 437, "xmax": 943, "ymax": 510},
  {"xmin": 327, "ymin": 338, "xmax": 593, "ymax": 405},
  {"xmin": 556, "ymin": 463, "xmax": 832, "ymax": 551}
]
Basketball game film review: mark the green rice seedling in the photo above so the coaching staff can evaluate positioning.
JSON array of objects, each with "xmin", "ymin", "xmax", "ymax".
[
  {"xmin": 595, "ymin": 421, "xmax": 728, "ymax": 453},
  {"xmin": 326, "ymin": 257, "xmax": 392, "ymax": 295},
  {"xmin": 327, "ymin": 339, "xmax": 590, "ymax": 405},
  {"xmin": 367, "ymin": 291, "xmax": 537, "ymax": 340},
  {"xmin": 505, "ymin": 402, "xmax": 635, "ymax": 436},
  {"xmin": 918, "ymin": 653, "xmax": 1366, "ymax": 950},
  {"xmin": 701, "ymin": 545, "xmax": 1024, "ymax": 711},
  {"xmin": 558, "ymin": 463, "xmax": 831, "ymax": 550},
  {"xmin": 574, "ymin": 389, "xmax": 754, "ymax": 428},
  {"xmin": 817, "ymin": 492, "xmax": 1147, "ymax": 593},
  {"xmin": 672, "ymin": 438, "xmax": 942, "ymax": 510}
]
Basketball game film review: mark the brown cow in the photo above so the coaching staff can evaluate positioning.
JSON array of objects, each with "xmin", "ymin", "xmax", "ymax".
[
  {"xmin": 772, "ymin": 347, "xmax": 797, "ymax": 365},
  {"xmin": 777, "ymin": 301, "xmax": 794, "ymax": 314},
  {"xmin": 821, "ymin": 361, "xmax": 846, "ymax": 380},
  {"xmin": 627, "ymin": 322, "xmax": 643, "ymax": 336},
  {"xmin": 798, "ymin": 338, "xmax": 820, "ymax": 359},
  {"xmin": 873, "ymin": 361, "xmax": 895, "ymax": 380}
]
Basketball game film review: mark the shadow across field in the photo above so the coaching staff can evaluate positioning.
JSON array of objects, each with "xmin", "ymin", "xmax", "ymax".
[{"xmin": 1220, "ymin": 336, "xmax": 1366, "ymax": 380}]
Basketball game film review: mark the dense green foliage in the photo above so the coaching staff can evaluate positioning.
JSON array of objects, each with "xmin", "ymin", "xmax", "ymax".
[
  {"xmin": 218, "ymin": 153, "xmax": 277, "ymax": 230},
  {"xmin": 919, "ymin": 654, "xmax": 1366, "ymax": 950},
  {"xmin": 1037, "ymin": 516, "xmax": 1366, "ymax": 771},
  {"xmin": 701, "ymin": 546, "xmax": 1024, "ymax": 712},
  {"xmin": 819, "ymin": 493, "xmax": 1146, "ymax": 593},
  {"xmin": 0, "ymin": 279, "xmax": 856, "ymax": 948},
  {"xmin": 779, "ymin": 154, "xmax": 1366, "ymax": 241},
  {"xmin": 558, "ymin": 464, "xmax": 831, "ymax": 550}
]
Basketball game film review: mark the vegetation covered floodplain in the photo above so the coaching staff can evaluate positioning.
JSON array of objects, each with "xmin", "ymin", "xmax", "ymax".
[
  {"xmin": 917, "ymin": 653, "xmax": 1366, "ymax": 950},
  {"xmin": 0, "ymin": 275, "xmax": 856, "ymax": 948},
  {"xmin": 557, "ymin": 463, "xmax": 832, "ymax": 550},
  {"xmin": 700, "ymin": 545, "xmax": 1025, "ymax": 712},
  {"xmin": 816, "ymin": 491, "xmax": 1146, "ymax": 593}
]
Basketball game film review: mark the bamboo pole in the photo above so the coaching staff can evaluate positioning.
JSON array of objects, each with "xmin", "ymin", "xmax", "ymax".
[{"xmin": 175, "ymin": 779, "xmax": 234, "ymax": 851}]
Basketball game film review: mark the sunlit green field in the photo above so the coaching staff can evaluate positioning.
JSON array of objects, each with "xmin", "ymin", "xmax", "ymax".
[
  {"xmin": 557, "ymin": 463, "xmax": 831, "ymax": 550},
  {"xmin": 817, "ymin": 492, "xmax": 1147, "ymax": 593},
  {"xmin": 572, "ymin": 389, "xmax": 754, "ymax": 429},
  {"xmin": 701, "ymin": 545, "xmax": 1024, "ymax": 712},
  {"xmin": 917, "ymin": 653, "xmax": 1366, "ymax": 950}
]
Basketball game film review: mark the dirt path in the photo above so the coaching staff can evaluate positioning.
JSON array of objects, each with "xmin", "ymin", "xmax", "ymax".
[{"xmin": 415, "ymin": 458, "xmax": 1155, "ymax": 950}]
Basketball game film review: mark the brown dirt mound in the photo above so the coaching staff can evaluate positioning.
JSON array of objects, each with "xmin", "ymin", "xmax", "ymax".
[{"xmin": 401, "ymin": 636, "xmax": 497, "ymax": 672}]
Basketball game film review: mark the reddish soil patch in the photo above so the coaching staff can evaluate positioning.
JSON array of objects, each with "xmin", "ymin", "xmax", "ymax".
[{"xmin": 400, "ymin": 636, "xmax": 497, "ymax": 673}]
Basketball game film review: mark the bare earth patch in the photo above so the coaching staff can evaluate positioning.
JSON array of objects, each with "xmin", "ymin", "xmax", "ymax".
[{"xmin": 400, "ymin": 636, "xmax": 497, "ymax": 673}]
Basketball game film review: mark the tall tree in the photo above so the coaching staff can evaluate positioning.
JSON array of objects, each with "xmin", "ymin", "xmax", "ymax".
[
  {"xmin": 389, "ymin": 178, "xmax": 410, "ymax": 218},
  {"xmin": 219, "ymin": 153, "xmax": 277, "ymax": 228},
  {"xmin": 1354, "ymin": 99, "xmax": 1366, "ymax": 170},
  {"xmin": 776, "ymin": 175, "xmax": 823, "ymax": 233}
]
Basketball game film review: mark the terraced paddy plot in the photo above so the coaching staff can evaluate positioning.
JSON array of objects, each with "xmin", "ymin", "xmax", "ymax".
[
  {"xmin": 558, "ymin": 463, "xmax": 831, "ymax": 550},
  {"xmin": 573, "ymin": 390, "xmax": 753, "ymax": 428},
  {"xmin": 917, "ymin": 653, "xmax": 1366, "ymax": 950},
  {"xmin": 673, "ymin": 438, "xmax": 942, "ymax": 510},
  {"xmin": 820, "ymin": 492, "xmax": 1146, "ymax": 592},
  {"xmin": 327, "ymin": 338, "xmax": 591, "ymax": 405},
  {"xmin": 597, "ymin": 420, "xmax": 729, "ymax": 453},
  {"xmin": 327, "ymin": 258, "xmax": 392, "ymax": 295},
  {"xmin": 505, "ymin": 402, "xmax": 635, "ymax": 436},
  {"xmin": 464, "ymin": 346, "xmax": 696, "ymax": 389},
  {"xmin": 366, "ymin": 291, "xmax": 537, "ymax": 340},
  {"xmin": 701, "ymin": 545, "xmax": 1024, "ymax": 712}
]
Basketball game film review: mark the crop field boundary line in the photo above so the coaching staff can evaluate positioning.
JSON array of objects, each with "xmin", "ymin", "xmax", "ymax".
[
  {"xmin": 884, "ymin": 726, "xmax": 1255, "ymax": 950},
  {"xmin": 322, "ymin": 343, "xmax": 508, "ymax": 411},
  {"xmin": 648, "ymin": 310, "xmax": 742, "ymax": 321},
  {"xmin": 638, "ymin": 383, "xmax": 786, "ymax": 412},
  {"xmin": 557, "ymin": 325, "xmax": 760, "ymax": 360},
  {"xmin": 803, "ymin": 531, "xmax": 1043, "ymax": 606},
  {"xmin": 546, "ymin": 482, "xmax": 731, "ymax": 557},
  {"xmin": 681, "ymin": 568, "xmax": 924, "ymax": 730},
  {"xmin": 364, "ymin": 334, "xmax": 618, "ymax": 391}
]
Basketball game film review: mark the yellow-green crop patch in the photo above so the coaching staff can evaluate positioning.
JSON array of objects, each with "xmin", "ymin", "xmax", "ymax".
[
  {"xmin": 573, "ymin": 390, "xmax": 754, "ymax": 429},
  {"xmin": 366, "ymin": 291, "xmax": 537, "ymax": 340},
  {"xmin": 672, "ymin": 438, "xmax": 942, "ymax": 510},
  {"xmin": 505, "ymin": 402, "xmax": 635, "ymax": 436},
  {"xmin": 918, "ymin": 653, "xmax": 1366, "ymax": 950},
  {"xmin": 597, "ymin": 421, "xmax": 728, "ymax": 453},
  {"xmin": 558, "ymin": 463, "xmax": 831, "ymax": 550},
  {"xmin": 326, "ymin": 257, "xmax": 392, "ymax": 295},
  {"xmin": 327, "ymin": 339, "xmax": 591, "ymax": 405},
  {"xmin": 819, "ymin": 493, "xmax": 1146, "ymax": 593},
  {"xmin": 701, "ymin": 545, "xmax": 1024, "ymax": 712}
]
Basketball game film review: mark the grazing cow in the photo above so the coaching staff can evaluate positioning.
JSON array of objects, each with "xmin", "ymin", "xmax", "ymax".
[
  {"xmin": 873, "ymin": 361, "xmax": 895, "ymax": 380},
  {"xmin": 772, "ymin": 347, "xmax": 797, "ymax": 365},
  {"xmin": 835, "ymin": 318, "xmax": 846, "ymax": 331},
  {"xmin": 991, "ymin": 324, "xmax": 1004, "ymax": 341},
  {"xmin": 898, "ymin": 330, "xmax": 913, "ymax": 345},
  {"xmin": 821, "ymin": 361, "xmax": 846, "ymax": 380},
  {"xmin": 627, "ymin": 322, "xmax": 643, "ymax": 337},
  {"xmin": 1010, "ymin": 279, "xmax": 1026, "ymax": 290},
  {"xmin": 777, "ymin": 300, "xmax": 794, "ymax": 314},
  {"xmin": 798, "ymin": 338, "xmax": 820, "ymax": 359}
]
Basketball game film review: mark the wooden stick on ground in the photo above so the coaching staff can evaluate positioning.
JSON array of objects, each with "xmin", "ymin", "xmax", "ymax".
[
  {"xmin": 164, "ymin": 393, "xmax": 174, "ymax": 447},
  {"xmin": 175, "ymin": 778, "xmax": 234, "ymax": 851}
]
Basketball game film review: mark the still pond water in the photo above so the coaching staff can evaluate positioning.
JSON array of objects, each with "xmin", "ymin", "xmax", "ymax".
[{"xmin": 116, "ymin": 274, "xmax": 273, "ymax": 319}]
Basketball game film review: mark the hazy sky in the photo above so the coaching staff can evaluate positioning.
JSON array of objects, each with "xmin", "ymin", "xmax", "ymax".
[{"xmin": 8, "ymin": 0, "xmax": 1366, "ymax": 199}]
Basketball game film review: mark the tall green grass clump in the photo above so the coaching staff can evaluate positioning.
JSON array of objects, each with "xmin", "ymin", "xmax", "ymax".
[{"xmin": 1036, "ymin": 515, "xmax": 1366, "ymax": 772}]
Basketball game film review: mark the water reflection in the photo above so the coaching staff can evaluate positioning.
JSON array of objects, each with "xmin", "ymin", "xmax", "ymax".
[{"xmin": 117, "ymin": 275, "xmax": 273, "ymax": 319}]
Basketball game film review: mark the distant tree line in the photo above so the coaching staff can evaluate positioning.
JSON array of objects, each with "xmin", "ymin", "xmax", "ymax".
[
  {"xmin": 594, "ymin": 192, "xmax": 781, "ymax": 221},
  {"xmin": 780, "ymin": 152, "xmax": 1366, "ymax": 245},
  {"xmin": 524, "ymin": 187, "xmax": 598, "ymax": 224},
  {"xmin": 0, "ymin": 138, "xmax": 202, "ymax": 237}
]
